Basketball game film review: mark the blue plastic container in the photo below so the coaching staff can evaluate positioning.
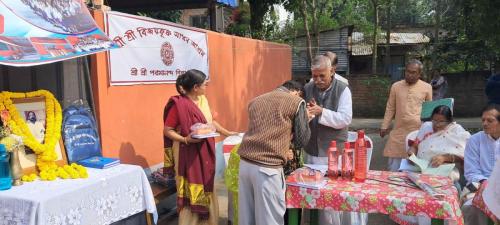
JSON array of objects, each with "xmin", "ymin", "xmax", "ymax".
[{"xmin": 0, "ymin": 144, "xmax": 12, "ymax": 190}]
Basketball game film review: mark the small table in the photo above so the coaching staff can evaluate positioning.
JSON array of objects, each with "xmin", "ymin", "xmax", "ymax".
[
  {"xmin": 0, "ymin": 164, "xmax": 157, "ymax": 225},
  {"xmin": 286, "ymin": 170, "xmax": 464, "ymax": 225}
]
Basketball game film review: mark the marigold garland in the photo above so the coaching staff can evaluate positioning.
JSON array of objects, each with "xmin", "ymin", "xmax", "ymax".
[{"xmin": 0, "ymin": 90, "xmax": 87, "ymax": 181}]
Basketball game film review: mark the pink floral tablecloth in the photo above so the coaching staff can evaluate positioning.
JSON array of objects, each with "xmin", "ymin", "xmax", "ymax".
[
  {"xmin": 286, "ymin": 170, "xmax": 464, "ymax": 225},
  {"xmin": 472, "ymin": 181, "xmax": 498, "ymax": 222}
]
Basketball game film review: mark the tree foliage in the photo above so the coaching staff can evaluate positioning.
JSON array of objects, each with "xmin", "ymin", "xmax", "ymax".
[
  {"xmin": 241, "ymin": 0, "xmax": 500, "ymax": 73},
  {"xmin": 247, "ymin": 0, "xmax": 282, "ymax": 39},
  {"xmin": 226, "ymin": 2, "xmax": 282, "ymax": 41},
  {"xmin": 225, "ymin": 2, "xmax": 252, "ymax": 37},
  {"xmin": 425, "ymin": 0, "xmax": 500, "ymax": 73},
  {"xmin": 135, "ymin": 10, "xmax": 182, "ymax": 23},
  {"xmin": 472, "ymin": 0, "xmax": 500, "ymax": 56}
]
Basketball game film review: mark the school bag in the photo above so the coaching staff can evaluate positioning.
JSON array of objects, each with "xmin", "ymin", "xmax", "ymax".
[{"xmin": 62, "ymin": 103, "xmax": 102, "ymax": 164}]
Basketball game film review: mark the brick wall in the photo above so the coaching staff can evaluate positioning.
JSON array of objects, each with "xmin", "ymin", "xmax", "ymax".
[
  {"xmin": 349, "ymin": 74, "xmax": 391, "ymax": 117},
  {"xmin": 349, "ymin": 71, "xmax": 490, "ymax": 117},
  {"xmin": 442, "ymin": 71, "xmax": 490, "ymax": 117}
]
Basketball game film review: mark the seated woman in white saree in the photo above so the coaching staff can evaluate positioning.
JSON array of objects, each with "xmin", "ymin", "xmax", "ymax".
[
  {"xmin": 407, "ymin": 105, "xmax": 471, "ymax": 182},
  {"xmin": 393, "ymin": 105, "xmax": 471, "ymax": 225}
]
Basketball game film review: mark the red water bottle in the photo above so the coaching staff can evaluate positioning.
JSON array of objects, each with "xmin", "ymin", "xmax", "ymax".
[
  {"xmin": 354, "ymin": 130, "xmax": 367, "ymax": 182},
  {"xmin": 327, "ymin": 141, "xmax": 338, "ymax": 178},
  {"xmin": 342, "ymin": 142, "xmax": 354, "ymax": 180}
]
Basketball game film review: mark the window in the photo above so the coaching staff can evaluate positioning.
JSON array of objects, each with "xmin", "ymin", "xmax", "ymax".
[{"xmin": 190, "ymin": 15, "xmax": 208, "ymax": 29}]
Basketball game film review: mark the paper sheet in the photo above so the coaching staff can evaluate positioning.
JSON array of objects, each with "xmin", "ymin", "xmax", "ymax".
[
  {"xmin": 401, "ymin": 155, "xmax": 455, "ymax": 177},
  {"xmin": 303, "ymin": 164, "xmax": 328, "ymax": 174}
]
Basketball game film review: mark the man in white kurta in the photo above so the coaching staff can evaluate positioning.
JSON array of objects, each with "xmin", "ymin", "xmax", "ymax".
[{"xmin": 304, "ymin": 55, "xmax": 353, "ymax": 225}]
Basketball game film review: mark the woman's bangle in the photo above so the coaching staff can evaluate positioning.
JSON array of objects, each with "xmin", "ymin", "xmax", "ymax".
[
  {"xmin": 183, "ymin": 137, "xmax": 188, "ymax": 144},
  {"xmin": 448, "ymin": 154, "xmax": 455, "ymax": 163}
]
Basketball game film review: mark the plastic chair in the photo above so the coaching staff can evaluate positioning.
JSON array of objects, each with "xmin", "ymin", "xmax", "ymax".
[
  {"xmin": 405, "ymin": 130, "xmax": 419, "ymax": 152},
  {"xmin": 222, "ymin": 133, "xmax": 244, "ymax": 166},
  {"xmin": 347, "ymin": 131, "xmax": 374, "ymax": 169},
  {"xmin": 398, "ymin": 130, "xmax": 419, "ymax": 172},
  {"xmin": 223, "ymin": 134, "xmax": 243, "ymax": 225}
]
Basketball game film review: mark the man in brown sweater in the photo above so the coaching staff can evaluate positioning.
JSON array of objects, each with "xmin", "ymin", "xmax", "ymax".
[{"xmin": 238, "ymin": 80, "xmax": 311, "ymax": 225}]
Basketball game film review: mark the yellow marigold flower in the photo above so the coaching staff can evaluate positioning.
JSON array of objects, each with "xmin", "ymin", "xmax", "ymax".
[
  {"xmin": 48, "ymin": 163, "xmax": 57, "ymax": 170},
  {"xmin": 47, "ymin": 175, "xmax": 57, "ymax": 181},
  {"xmin": 58, "ymin": 169, "xmax": 70, "ymax": 179},
  {"xmin": 38, "ymin": 165, "xmax": 46, "ymax": 171},
  {"xmin": 78, "ymin": 169, "xmax": 88, "ymax": 177},
  {"xmin": 39, "ymin": 173, "xmax": 48, "ymax": 181},
  {"xmin": 69, "ymin": 171, "xmax": 80, "ymax": 179},
  {"xmin": 1, "ymin": 90, "xmax": 64, "ymax": 181},
  {"xmin": 21, "ymin": 175, "xmax": 33, "ymax": 182},
  {"xmin": 0, "ymin": 136, "xmax": 17, "ymax": 152}
]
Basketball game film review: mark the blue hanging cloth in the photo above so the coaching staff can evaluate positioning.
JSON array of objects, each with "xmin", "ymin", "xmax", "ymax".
[{"xmin": 217, "ymin": 0, "xmax": 238, "ymax": 7}]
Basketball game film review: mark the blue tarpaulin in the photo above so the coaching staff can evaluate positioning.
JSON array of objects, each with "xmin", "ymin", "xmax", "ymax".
[{"xmin": 217, "ymin": 0, "xmax": 238, "ymax": 7}]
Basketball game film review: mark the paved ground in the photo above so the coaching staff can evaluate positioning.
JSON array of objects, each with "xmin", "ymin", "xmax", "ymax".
[
  {"xmin": 159, "ymin": 118, "xmax": 482, "ymax": 225},
  {"xmin": 350, "ymin": 117, "xmax": 482, "ymax": 131}
]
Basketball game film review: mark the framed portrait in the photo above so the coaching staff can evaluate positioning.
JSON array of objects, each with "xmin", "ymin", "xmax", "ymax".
[{"xmin": 12, "ymin": 96, "xmax": 67, "ymax": 174}]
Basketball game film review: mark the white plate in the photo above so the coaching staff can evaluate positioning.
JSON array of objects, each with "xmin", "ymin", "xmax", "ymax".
[{"xmin": 192, "ymin": 133, "xmax": 220, "ymax": 139}]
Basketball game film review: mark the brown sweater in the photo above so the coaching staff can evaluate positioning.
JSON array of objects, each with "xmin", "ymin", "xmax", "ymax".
[{"xmin": 238, "ymin": 89, "xmax": 305, "ymax": 167}]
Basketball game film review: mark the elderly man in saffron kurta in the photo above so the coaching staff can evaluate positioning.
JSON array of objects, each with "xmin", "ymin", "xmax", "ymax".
[{"xmin": 380, "ymin": 59, "xmax": 432, "ymax": 171}]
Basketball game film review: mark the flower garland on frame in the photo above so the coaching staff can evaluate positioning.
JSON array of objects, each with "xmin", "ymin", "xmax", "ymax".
[{"xmin": 0, "ymin": 90, "xmax": 87, "ymax": 181}]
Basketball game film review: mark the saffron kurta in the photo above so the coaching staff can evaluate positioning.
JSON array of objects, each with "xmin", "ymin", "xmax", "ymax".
[{"xmin": 381, "ymin": 80, "xmax": 432, "ymax": 158}]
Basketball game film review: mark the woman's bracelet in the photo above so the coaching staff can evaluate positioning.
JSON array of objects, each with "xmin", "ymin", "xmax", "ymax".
[
  {"xmin": 448, "ymin": 154, "xmax": 455, "ymax": 163},
  {"xmin": 183, "ymin": 137, "xmax": 188, "ymax": 144}
]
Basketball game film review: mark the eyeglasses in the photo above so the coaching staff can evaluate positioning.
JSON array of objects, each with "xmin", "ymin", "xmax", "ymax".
[
  {"xmin": 312, "ymin": 74, "xmax": 330, "ymax": 81},
  {"xmin": 431, "ymin": 120, "xmax": 450, "ymax": 126}
]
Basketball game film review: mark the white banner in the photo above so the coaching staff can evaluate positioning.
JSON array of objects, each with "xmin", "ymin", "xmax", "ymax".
[{"xmin": 105, "ymin": 11, "xmax": 209, "ymax": 85}]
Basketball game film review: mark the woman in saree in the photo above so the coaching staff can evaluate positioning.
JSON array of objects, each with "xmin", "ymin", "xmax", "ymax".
[
  {"xmin": 407, "ymin": 105, "xmax": 471, "ymax": 181},
  {"xmin": 393, "ymin": 105, "xmax": 471, "ymax": 225},
  {"xmin": 163, "ymin": 69, "xmax": 237, "ymax": 225}
]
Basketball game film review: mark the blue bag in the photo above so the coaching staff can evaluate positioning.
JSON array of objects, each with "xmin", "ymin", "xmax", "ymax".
[{"xmin": 62, "ymin": 104, "xmax": 101, "ymax": 163}]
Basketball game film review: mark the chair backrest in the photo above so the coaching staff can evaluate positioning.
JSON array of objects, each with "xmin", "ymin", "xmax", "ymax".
[
  {"xmin": 222, "ymin": 133, "xmax": 244, "ymax": 166},
  {"xmin": 405, "ymin": 130, "xmax": 419, "ymax": 152},
  {"xmin": 347, "ymin": 131, "xmax": 374, "ymax": 169}
]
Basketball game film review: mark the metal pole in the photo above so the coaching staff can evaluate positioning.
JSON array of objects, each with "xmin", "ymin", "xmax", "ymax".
[
  {"xmin": 209, "ymin": 0, "xmax": 217, "ymax": 31},
  {"xmin": 82, "ymin": 56, "xmax": 99, "ymax": 132}
]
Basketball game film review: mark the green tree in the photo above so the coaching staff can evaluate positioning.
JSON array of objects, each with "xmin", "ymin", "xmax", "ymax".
[
  {"xmin": 427, "ymin": 0, "xmax": 499, "ymax": 73},
  {"xmin": 262, "ymin": 7, "xmax": 281, "ymax": 41},
  {"xmin": 469, "ymin": 0, "xmax": 500, "ymax": 66},
  {"xmin": 135, "ymin": 10, "xmax": 182, "ymax": 23},
  {"xmin": 225, "ymin": 2, "xmax": 252, "ymax": 37},
  {"xmin": 370, "ymin": 0, "xmax": 381, "ymax": 74},
  {"xmin": 282, "ymin": 0, "xmax": 351, "ymax": 64},
  {"xmin": 384, "ymin": 0, "xmax": 392, "ymax": 75},
  {"xmin": 247, "ymin": 0, "xmax": 282, "ymax": 39}
]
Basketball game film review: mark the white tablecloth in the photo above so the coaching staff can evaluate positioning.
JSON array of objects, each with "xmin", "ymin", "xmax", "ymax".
[{"xmin": 0, "ymin": 164, "xmax": 157, "ymax": 225}]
